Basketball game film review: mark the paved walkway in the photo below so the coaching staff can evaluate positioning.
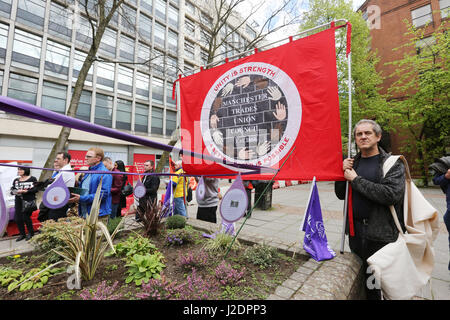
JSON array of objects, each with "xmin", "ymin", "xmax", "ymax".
[{"xmin": 1, "ymin": 181, "xmax": 449, "ymax": 300}]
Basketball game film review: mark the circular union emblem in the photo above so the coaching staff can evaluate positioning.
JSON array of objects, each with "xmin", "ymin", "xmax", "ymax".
[{"xmin": 201, "ymin": 62, "xmax": 302, "ymax": 169}]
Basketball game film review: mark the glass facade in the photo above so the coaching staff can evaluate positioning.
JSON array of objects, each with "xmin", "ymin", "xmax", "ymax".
[{"xmin": 0, "ymin": 0, "xmax": 256, "ymax": 139}]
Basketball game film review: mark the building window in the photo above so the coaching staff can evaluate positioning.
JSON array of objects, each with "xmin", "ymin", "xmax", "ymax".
[
  {"xmin": 246, "ymin": 24, "xmax": 257, "ymax": 39},
  {"xmin": 73, "ymin": 50, "xmax": 93, "ymax": 86},
  {"xmin": 139, "ymin": 13, "xmax": 152, "ymax": 42},
  {"xmin": 7, "ymin": 73, "xmax": 38, "ymax": 105},
  {"xmin": 137, "ymin": 42, "xmax": 151, "ymax": 66},
  {"xmin": 185, "ymin": 19, "xmax": 195, "ymax": 38},
  {"xmin": 75, "ymin": 89, "xmax": 92, "ymax": 122},
  {"xmin": 0, "ymin": 0, "xmax": 12, "ymax": 19},
  {"xmin": 136, "ymin": 72, "xmax": 150, "ymax": 100},
  {"xmin": 152, "ymin": 50, "xmax": 165, "ymax": 76},
  {"xmin": 185, "ymin": 1, "xmax": 195, "ymax": 16},
  {"xmin": 152, "ymin": 77, "xmax": 164, "ymax": 104},
  {"xmin": 41, "ymin": 82, "xmax": 67, "ymax": 114},
  {"xmin": 45, "ymin": 40, "xmax": 70, "ymax": 80},
  {"xmin": 165, "ymin": 110, "xmax": 177, "ymax": 135},
  {"xmin": 155, "ymin": 0, "xmax": 166, "ymax": 21},
  {"xmin": 141, "ymin": 0, "xmax": 152, "ymax": 14},
  {"xmin": 154, "ymin": 22, "xmax": 165, "ymax": 48},
  {"xmin": 200, "ymin": 29, "xmax": 211, "ymax": 48},
  {"xmin": 95, "ymin": 93, "xmax": 113, "ymax": 127},
  {"xmin": 166, "ymin": 56, "xmax": 178, "ymax": 79},
  {"xmin": 99, "ymin": 28, "xmax": 117, "ymax": 58},
  {"xmin": 168, "ymin": 30, "xmax": 178, "ymax": 54},
  {"xmin": 166, "ymin": 83, "xmax": 176, "ymax": 107},
  {"xmin": 16, "ymin": 0, "xmax": 45, "ymax": 30},
  {"xmin": 184, "ymin": 41, "xmax": 195, "ymax": 60},
  {"xmin": 49, "ymin": 2, "xmax": 73, "ymax": 42},
  {"xmin": 116, "ymin": 98, "xmax": 132, "ymax": 130},
  {"xmin": 117, "ymin": 65, "xmax": 133, "ymax": 96},
  {"xmin": 415, "ymin": 36, "xmax": 436, "ymax": 57},
  {"xmin": 119, "ymin": 34, "xmax": 135, "ymax": 61},
  {"xmin": 440, "ymin": 0, "xmax": 450, "ymax": 18},
  {"xmin": 0, "ymin": 23, "xmax": 8, "ymax": 64},
  {"xmin": 151, "ymin": 106, "xmax": 163, "ymax": 134},
  {"xmin": 97, "ymin": 62, "xmax": 115, "ymax": 92},
  {"xmin": 11, "ymin": 29, "xmax": 42, "ymax": 73},
  {"xmin": 168, "ymin": 5, "xmax": 178, "ymax": 28},
  {"xmin": 76, "ymin": 15, "xmax": 94, "ymax": 48},
  {"xmin": 411, "ymin": 4, "xmax": 433, "ymax": 27},
  {"xmin": 135, "ymin": 102, "xmax": 149, "ymax": 133},
  {"xmin": 121, "ymin": 5, "xmax": 136, "ymax": 34}
]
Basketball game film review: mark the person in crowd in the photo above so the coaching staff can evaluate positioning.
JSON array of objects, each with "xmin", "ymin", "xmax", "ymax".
[
  {"xmin": 334, "ymin": 119, "xmax": 406, "ymax": 300},
  {"xmin": 166, "ymin": 160, "xmax": 187, "ymax": 217},
  {"xmin": 196, "ymin": 177, "xmax": 219, "ymax": 223},
  {"xmin": 68, "ymin": 147, "xmax": 112, "ymax": 224},
  {"xmin": 433, "ymin": 167, "xmax": 450, "ymax": 270},
  {"xmin": 10, "ymin": 166, "xmax": 38, "ymax": 241},
  {"xmin": 136, "ymin": 160, "xmax": 160, "ymax": 221},
  {"xmin": 115, "ymin": 160, "xmax": 128, "ymax": 219},
  {"xmin": 46, "ymin": 152, "xmax": 75, "ymax": 221},
  {"xmin": 103, "ymin": 157, "xmax": 123, "ymax": 220}
]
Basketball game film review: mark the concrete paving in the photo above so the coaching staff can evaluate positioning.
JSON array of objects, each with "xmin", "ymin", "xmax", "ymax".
[{"xmin": 1, "ymin": 180, "xmax": 449, "ymax": 300}]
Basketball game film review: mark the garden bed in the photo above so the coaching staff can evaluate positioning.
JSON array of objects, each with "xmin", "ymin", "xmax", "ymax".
[{"xmin": 0, "ymin": 221, "xmax": 307, "ymax": 300}]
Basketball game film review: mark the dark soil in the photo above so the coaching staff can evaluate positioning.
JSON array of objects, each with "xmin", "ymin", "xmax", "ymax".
[{"xmin": 0, "ymin": 226, "xmax": 306, "ymax": 300}]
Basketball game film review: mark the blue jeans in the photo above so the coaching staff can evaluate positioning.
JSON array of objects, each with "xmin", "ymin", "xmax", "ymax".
[
  {"xmin": 110, "ymin": 203, "xmax": 119, "ymax": 219},
  {"xmin": 173, "ymin": 197, "xmax": 187, "ymax": 217}
]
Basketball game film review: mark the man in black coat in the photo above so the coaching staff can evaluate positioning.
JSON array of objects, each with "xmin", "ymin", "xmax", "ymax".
[
  {"xmin": 335, "ymin": 119, "xmax": 405, "ymax": 300},
  {"xmin": 136, "ymin": 160, "xmax": 160, "ymax": 221}
]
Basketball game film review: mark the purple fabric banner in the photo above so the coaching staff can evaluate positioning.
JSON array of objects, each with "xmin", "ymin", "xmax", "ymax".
[
  {"xmin": 0, "ymin": 96, "xmax": 276, "ymax": 174},
  {"xmin": 302, "ymin": 180, "xmax": 336, "ymax": 261}
]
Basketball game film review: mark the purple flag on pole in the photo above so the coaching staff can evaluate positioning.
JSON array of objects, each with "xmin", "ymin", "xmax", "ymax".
[{"xmin": 301, "ymin": 180, "xmax": 336, "ymax": 261}]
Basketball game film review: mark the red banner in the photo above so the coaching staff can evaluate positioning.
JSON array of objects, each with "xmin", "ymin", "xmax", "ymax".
[{"xmin": 179, "ymin": 28, "xmax": 344, "ymax": 181}]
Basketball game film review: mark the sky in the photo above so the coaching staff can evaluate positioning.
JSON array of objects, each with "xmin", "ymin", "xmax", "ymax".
[{"xmin": 237, "ymin": 0, "xmax": 367, "ymax": 47}]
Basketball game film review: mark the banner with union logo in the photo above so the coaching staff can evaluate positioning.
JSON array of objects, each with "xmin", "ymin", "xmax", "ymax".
[{"xmin": 179, "ymin": 28, "xmax": 344, "ymax": 181}]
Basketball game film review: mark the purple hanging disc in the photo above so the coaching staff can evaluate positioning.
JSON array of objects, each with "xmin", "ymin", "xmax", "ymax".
[{"xmin": 42, "ymin": 175, "xmax": 70, "ymax": 209}]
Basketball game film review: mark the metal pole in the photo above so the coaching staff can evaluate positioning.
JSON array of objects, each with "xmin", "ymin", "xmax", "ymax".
[{"xmin": 340, "ymin": 48, "xmax": 352, "ymax": 254}]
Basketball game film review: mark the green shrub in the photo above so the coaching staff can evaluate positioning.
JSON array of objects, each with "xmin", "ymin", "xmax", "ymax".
[
  {"xmin": 29, "ymin": 216, "xmax": 85, "ymax": 263},
  {"xmin": 107, "ymin": 217, "xmax": 123, "ymax": 235},
  {"xmin": 203, "ymin": 233, "xmax": 241, "ymax": 254},
  {"xmin": 165, "ymin": 215, "xmax": 186, "ymax": 229},
  {"xmin": 125, "ymin": 253, "xmax": 166, "ymax": 286},
  {"xmin": 243, "ymin": 244, "xmax": 280, "ymax": 269},
  {"xmin": 109, "ymin": 234, "xmax": 158, "ymax": 261}
]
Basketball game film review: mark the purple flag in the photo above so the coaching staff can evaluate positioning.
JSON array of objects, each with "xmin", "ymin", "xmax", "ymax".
[
  {"xmin": 161, "ymin": 180, "xmax": 177, "ymax": 218},
  {"xmin": 301, "ymin": 180, "xmax": 336, "ymax": 261}
]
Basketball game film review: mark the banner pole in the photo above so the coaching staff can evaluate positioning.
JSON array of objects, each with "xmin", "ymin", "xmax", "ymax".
[{"xmin": 340, "ymin": 49, "xmax": 352, "ymax": 254}]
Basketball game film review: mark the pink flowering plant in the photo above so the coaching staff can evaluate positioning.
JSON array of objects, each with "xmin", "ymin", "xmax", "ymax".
[
  {"xmin": 177, "ymin": 250, "xmax": 209, "ymax": 271},
  {"xmin": 214, "ymin": 260, "xmax": 245, "ymax": 286},
  {"xmin": 79, "ymin": 281, "xmax": 122, "ymax": 300}
]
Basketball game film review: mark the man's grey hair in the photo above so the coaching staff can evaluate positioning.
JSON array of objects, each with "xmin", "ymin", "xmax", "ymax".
[{"xmin": 353, "ymin": 119, "xmax": 382, "ymax": 137}]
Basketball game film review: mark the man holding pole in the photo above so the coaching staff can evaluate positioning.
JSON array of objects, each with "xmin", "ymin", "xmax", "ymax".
[{"xmin": 335, "ymin": 119, "xmax": 406, "ymax": 300}]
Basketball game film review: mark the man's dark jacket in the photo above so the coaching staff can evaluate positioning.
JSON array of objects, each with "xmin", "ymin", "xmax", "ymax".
[
  {"xmin": 141, "ymin": 173, "xmax": 160, "ymax": 204},
  {"xmin": 335, "ymin": 147, "xmax": 406, "ymax": 243}
]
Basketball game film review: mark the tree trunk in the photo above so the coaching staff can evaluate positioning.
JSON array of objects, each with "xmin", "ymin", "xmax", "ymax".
[{"xmin": 155, "ymin": 127, "xmax": 180, "ymax": 173}]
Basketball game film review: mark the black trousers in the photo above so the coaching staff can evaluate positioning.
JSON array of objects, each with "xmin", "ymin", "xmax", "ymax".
[
  {"xmin": 349, "ymin": 220, "xmax": 389, "ymax": 300},
  {"xmin": 196, "ymin": 206, "xmax": 217, "ymax": 223},
  {"xmin": 14, "ymin": 204, "xmax": 34, "ymax": 237}
]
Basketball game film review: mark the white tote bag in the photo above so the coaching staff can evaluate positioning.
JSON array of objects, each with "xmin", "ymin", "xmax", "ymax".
[{"xmin": 367, "ymin": 156, "xmax": 439, "ymax": 300}]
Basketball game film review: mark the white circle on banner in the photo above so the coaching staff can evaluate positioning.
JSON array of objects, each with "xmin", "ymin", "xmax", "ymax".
[
  {"xmin": 200, "ymin": 62, "xmax": 302, "ymax": 170},
  {"xmin": 220, "ymin": 188, "xmax": 248, "ymax": 222},
  {"xmin": 45, "ymin": 187, "xmax": 67, "ymax": 206},
  {"xmin": 134, "ymin": 185, "xmax": 146, "ymax": 198}
]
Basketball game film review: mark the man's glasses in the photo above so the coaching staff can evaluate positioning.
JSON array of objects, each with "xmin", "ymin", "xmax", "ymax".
[{"xmin": 85, "ymin": 155, "xmax": 94, "ymax": 159}]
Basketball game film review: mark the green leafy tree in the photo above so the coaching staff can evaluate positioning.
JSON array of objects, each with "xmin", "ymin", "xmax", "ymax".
[
  {"xmin": 299, "ymin": 0, "xmax": 388, "ymax": 153},
  {"xmin": 386, "ymin": 20, "xmax": 450, "ymax": 184}
]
